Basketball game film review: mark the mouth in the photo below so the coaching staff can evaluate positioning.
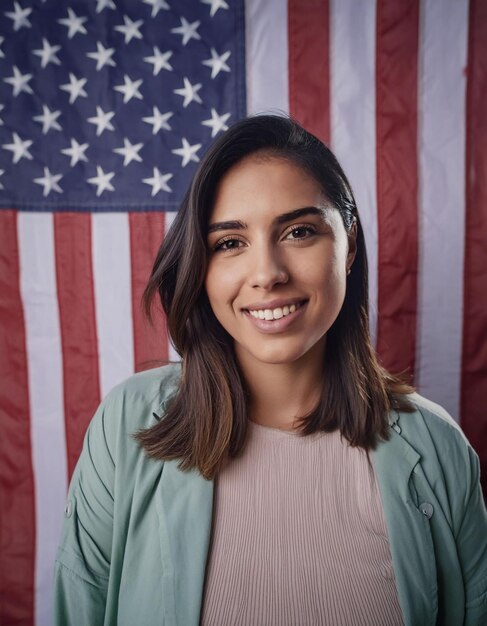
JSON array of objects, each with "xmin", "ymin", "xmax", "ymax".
[
  {"xmin": 244, "ymin": 300, "xmax": 307, "ymax": 321},
  {"xmin": 241, "ymin": 299, "xmax": 308, "ymax": 333}
]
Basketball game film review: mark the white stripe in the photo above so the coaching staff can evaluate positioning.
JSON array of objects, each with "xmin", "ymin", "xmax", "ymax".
[
  {"xmin": 165, "ymin": 211, "xmax": 181, "ymax": 363},
  {"xmin": 18, "ymin": 213, "xmax": 67, "ymax": 626},
  {"xmin": 329, "ymin": 0, "xmax": 378, "ymax": 346},
  {"xmin": 244, "ymin": 0, "xmax": 289, "ymax": 115},
  {"xmin": 92, "ymin": 213, "xmax": 135, "ymax": 398},
  {"xmin": 416, "ymin": 0, "xmax": 468, "ymax": 420}
]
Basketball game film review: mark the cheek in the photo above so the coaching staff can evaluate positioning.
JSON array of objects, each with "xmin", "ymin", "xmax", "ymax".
[{"xmin": 205, "ymin": 262, "xmax": 239, "ymax": 312}]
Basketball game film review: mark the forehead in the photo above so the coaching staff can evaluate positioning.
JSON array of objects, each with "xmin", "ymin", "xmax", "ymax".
[{"xmin": 210, "ymin": 155, "xmax": 327, "ymax": 222}]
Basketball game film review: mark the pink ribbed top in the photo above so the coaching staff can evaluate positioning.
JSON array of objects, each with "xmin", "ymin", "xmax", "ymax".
[{"xmin": 200, "ymin": 421, "xmax": 404, "ymax": 626}]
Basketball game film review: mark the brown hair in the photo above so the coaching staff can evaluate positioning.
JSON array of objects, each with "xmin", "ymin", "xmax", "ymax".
[{"xmin": 134, "ymin": 115, "xmax": 414, "ymax": 479}]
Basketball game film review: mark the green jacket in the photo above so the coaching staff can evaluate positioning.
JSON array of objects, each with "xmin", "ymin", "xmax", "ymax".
[{"xmin": 53, "ymin": 364, "xmax": 487, "ymax": 625}]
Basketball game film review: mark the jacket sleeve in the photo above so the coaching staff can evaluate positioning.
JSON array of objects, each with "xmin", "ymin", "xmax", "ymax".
[
  {"xmin": 459, "ymin": 446, "xmax": 487, "ymax": 625},
  {"xmin": 52, "ymin": 395, "xmax": 116, "ymax": 626}
]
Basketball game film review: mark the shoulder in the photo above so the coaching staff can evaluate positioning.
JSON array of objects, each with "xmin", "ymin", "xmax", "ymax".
[
  {"xmin": 393, "ymin": 392, "xmax": 480, "ymax": 504},
  {"xmin": 89, "ymin": 362, "xmax": 182, "ymax": 456}
]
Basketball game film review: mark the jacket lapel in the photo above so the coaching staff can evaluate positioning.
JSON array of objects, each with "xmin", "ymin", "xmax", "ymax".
[
  {"xmin": 155, "ymin": 459, "xmax": 214, "ymax": 626},
  {"xmin": 373, "ymin": 425, "xmax": 438, "ymax": 626}
]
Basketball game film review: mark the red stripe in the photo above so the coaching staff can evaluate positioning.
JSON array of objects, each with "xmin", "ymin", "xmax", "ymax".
[
  {"xmin": 461, "ymin": 0, "xmax": 487, "ymax": 495},
  {"xmin": 375, "ymin": 0, "xmax": 419, "ymax": 380},
  {"xmin": 129, "ymin": 212, "xmax": 169, "ymax": 371},
  {"xmin": 288, "ymin": 0, "xmax": 330, "ymax": 143},
  {"xmin": 0, "ymin": 211, "xmax": 35, "ymax": 625},
  {"xmin": 54, "ymin": 213, "xmax": 101, "ymax": 479}
]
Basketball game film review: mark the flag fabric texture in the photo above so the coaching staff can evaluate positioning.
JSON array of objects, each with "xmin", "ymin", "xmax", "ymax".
[{"xmin": 0, "ymin": 0, "xmax": 486, "ymax": 624}]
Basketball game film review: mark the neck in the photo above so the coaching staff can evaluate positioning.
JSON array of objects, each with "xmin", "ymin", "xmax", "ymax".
[{"xmin": 236, "ymin": 340, "xmax": 326, "ymax": 430}]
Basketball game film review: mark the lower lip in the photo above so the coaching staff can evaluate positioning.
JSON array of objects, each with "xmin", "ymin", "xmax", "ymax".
[{"xmin": 242, "ymin": 302, "xmax": 307, "ymax": 334}]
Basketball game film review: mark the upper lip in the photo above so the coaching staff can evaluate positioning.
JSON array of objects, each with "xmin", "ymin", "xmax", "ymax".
[{"xmin": 242, "ymin": 297, "xmax": 307, "ymax": 311}]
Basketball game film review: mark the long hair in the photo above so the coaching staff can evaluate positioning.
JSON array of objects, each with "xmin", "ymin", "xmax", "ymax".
[{"xmin": 134, "ymin": 115, "xmax": 414, "ymax": 479}]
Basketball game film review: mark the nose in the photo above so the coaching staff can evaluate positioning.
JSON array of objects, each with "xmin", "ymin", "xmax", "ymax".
[{"xmin": 248, "ymin": 241, "xmax": 289, "ymax": 290}]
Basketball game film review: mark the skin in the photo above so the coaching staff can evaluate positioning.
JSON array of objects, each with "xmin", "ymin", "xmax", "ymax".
[{"xmin": 205, "ymin": 155, "xmax": 356, "ymax": 429}]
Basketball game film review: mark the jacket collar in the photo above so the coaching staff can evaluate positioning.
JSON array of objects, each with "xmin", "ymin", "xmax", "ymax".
[{"xmin": 372, "ymin": 417, "xmax": 438, "ymax": 626}]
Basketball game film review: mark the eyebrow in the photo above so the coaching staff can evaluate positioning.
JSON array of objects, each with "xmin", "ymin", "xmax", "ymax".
[{"xmin": 207, "ymin": 206, "xmax": 326, "ymax": 234}]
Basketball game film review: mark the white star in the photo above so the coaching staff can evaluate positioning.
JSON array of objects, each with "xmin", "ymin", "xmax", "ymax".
[
  {"xmin": 114, "ymin": 15, "xmax": 143, "ymax": 44},
  {"xmin": 143, "ymin": 168, "xmax": 173, "ymax": 196},
  {"xmin": 143, "ymin": 0, "xmax": 170, "ymax": 17},
  {"xmin": 4, "ymin": 66, "xmax": 33, "ymax": 97},
  {"xmin": 61, "ymin": 138, "xmax": 89, "ymax": 166},
  {"xmin": 33, "ymin": 38, "xmax": 61, "ymax": 68},
  {"xmin": 58, "ymin": 8, "xmax": 88, "ymax": 39},
  {"xmin": 87, "ymin": 166, "xmax": 115, "ymax": 197},
  {"xmin": 170, "ymin": 17, "xmax": 201, "ymax": 46},
  {"xmin": 0, "ymin": 169, "xmax": 4, "ymax": 190},
  {"xmin": 87, "ymin": 42, "xmax": 116, "ymax": 71},
  {"xmin": 113, "ymin": 138, "xmax": 143, "ymax": 166},
  {"xmin": 87, "ymin": 106, "xmax": 115, "ymax": 136},
  {"xmin": 60, "ymin": 73, "xmax": 88, "ymax": 104},
  {"xmin": 0, "ymin": 37, "xmax": 4, "ymax": 58},
  {"xmin": 114, "ymin": 75, "xmax": 143, "ymax": 103},
  {"xmin": 33, "ymin": 105, "xmax": 62, "ymax": 134},
  {"xmin": 142, "ymin": 107, "xmax": 173, "ymax": 134},
  {"xmin": 96, "ymin": 0, "xmax": 116, "ymax": 12},
  {"xmin": 143, "ymin": 47, "xmax": 172, "ymax": 76},
  {"xmin": 34, "ymin": 166, "xmax": 63, "ymax": 197},
  {"xmin": 202, "ymin": 108, "xmax": 230, "ymax": 138},
  {"xmin": 202, "ymin": 48, "xmax": 231, "ymax": 79},
  {"xmin": 173, "ymin": 77, "xmax": 202, "ymax": 108},
  {"xmin": 0, "ymin": 104, "xmax": 4, "ymax": 125},
  {"xmin": 2, "ymin": 132, "xmax": 33, "ymax": 163},
  {"xmin": 5, "ymin": 2, "xmax": 32, "ymax": 31},
  {"xmin": 172, "ymin": 137, "xmax": 201, "ymax": 167},
  {"xmin": 201, "ymin": 0, "xmax": 229, "ymax": 17}
]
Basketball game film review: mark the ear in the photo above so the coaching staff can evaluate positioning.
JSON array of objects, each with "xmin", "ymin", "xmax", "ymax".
[{"xmin": 346, "ymin": 219, "xmax": 357, "ymax": 274}]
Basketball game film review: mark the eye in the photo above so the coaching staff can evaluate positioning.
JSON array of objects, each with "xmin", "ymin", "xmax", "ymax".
[
  {"xmin": 283, "ymin": 224, "xmax": 317, "ymax": 240},
  {"xmin": 213, "ymin": 236, "xmax": 245, "ymax": 253}
]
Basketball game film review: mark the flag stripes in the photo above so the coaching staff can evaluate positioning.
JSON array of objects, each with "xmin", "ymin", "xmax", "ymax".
[{"xmin": 462, "ymin": 0, "xmax": 487, "ymax": 482}]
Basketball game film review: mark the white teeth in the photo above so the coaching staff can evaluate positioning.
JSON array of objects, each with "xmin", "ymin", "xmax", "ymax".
[{"xmin": 248, "ymin": 302, "xmax": 301, "ymax": 321}]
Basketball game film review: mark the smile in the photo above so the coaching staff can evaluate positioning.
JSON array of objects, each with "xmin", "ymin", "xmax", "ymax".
[{"xmin": 248, "ymin": 302, "xmax": 302, "ymax": 321}]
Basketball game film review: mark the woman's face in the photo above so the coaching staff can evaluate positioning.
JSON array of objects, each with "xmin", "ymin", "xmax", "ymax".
[{"xmin": 204, "ymin": 155, "xmax": 356, "ymax": 369}]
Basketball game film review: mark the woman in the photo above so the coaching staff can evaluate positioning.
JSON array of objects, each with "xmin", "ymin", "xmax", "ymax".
[{"xmin": 53, "ymin": 115, "xmax": 487, "ymax": 625}]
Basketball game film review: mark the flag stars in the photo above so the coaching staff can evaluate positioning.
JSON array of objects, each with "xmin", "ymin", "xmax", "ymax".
[
  {"xmin": 143, "ymin": 0, "xmax": 170, "ymax": 17},
  {"xmin": 96, "ymin": 0, "xmax": 116, "ymax": 12},
  {"xmin": 143, "ymin": 47, "xmax": 173, "ymax": 76},
  {"xmin": 174, "ymin": 77, "xmax": 202, "ymax": 108},
  {"xmin": 33, "ymin": 105, "xmax": 62, "ymax": 134},
  {"xmin": 114, "ymin": 15, "xmax": 144, "ymax": 44},
  {"xmin": 0, "ymin": 36, "xmax": 4, "ymax": 58},
  {"xmin": 87, "ymin": 106, "xmax": 115, "ymax": 136},
  {"xmin": 143, "ymin": 168, "xmax": 173, "ymax": 196},
  {"xmin": 0, "ymin": 170, "xmax": 4, "ymax": 190},
  {"xmin": 4, "ymin": 66, "xmax": 33, "ymax": 97},
  {"xmin": 113, "ymin": 138, "xmax": 143, "ymax": 166},
  {"xmin": 58, "ymin": 8, "xmax": 88, "ymax": 39},
  {"xmin": 202, "ymin": 108, "xmax": 230, "ymax": 138},
  {"xmin": 2, "ymin": 132, "xmax": 33, "ymax": 163},
  {"xmin": 60, "ymin": 73, "xmax": 88, "ymax": 103},
  {"xmin": 87, "ymin": 42, "xmax": 116, "ymax": 71},
  {"xmin": 88, "ymin": 166, "xmax": 115, "ymax": 196},
  {"xmin": 61, "ymin": 138, "xmax": 89, "ymax": 166},
  {"xmin": 172, "ymin": 137, "xmax": 201, "ymax": 167},
  {"xmin": 33, "ymin": 38, "xmax": 62, "ymax": 68},
  {"xmin": 202, "ymin": 48, "xmax": 231, "ymax": 79},
  {"xmin": 0, "ymin": 104, "xmax": 4, "ymax": 124},
  {"xmin": 142, "ymin": 107, "xmax": 173, "ymax": 134},
  {"xmin": 171, "ymin": 17, "xmax": 201, "ymax": 46},
  {"xmin": 5, "ymin": 2, "xmax": 32, "ymax": 31},
  {"xmin": 201, "ymin": 0, "xmax": 229, "ymax": 17},
  {"xmin": 34, "ymin": 167, "xmax": 63, "ymax": 197},
  {"xmin": 114, "ymin": 75, "xmax": 143, "ymax": 103}
]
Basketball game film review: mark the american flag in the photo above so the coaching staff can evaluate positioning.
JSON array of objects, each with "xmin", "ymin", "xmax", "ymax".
[{"xmin": 0, "ymin": 0, "xmax": 485, "ymax": 624}]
